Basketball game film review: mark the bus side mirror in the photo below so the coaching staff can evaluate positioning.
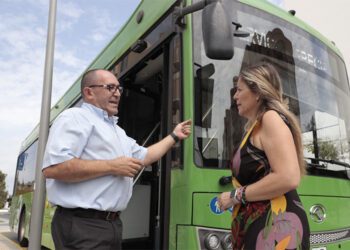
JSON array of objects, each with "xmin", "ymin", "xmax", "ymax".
[
  {"xmin": 7, "ymin": 196, "xmax": 12, "ymax": 207},
  {"xmin": 202, "ymin": 1, "xmax": 233, "ymax": 60}
]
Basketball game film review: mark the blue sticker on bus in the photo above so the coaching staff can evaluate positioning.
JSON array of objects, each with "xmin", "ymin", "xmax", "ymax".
[
  {"xmin": 210, "ymin": 197, "xmax": 224, "ymax": 214},
  {"xmin": 209, "ymin": 197, "xmax": 234, "ymax": 214}
]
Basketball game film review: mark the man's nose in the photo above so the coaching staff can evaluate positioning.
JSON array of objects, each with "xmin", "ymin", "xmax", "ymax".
[{"xmin": 113, "ymin": 90, "xmax": 121, "ymax": 97}]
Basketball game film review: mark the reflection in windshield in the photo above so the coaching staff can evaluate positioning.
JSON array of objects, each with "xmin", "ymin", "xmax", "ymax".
[
  {"xmin": 303, "ymin": 111, "xmax": 349, "ymax": 166},
  {"xmin": 192, "ymin": 1, "xmax": 350, "ymax": 179}
]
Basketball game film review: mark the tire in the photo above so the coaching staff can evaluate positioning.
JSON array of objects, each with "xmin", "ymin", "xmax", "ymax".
[{"xmin": 17, "ymin": 209, "xmax": 28, "ymax": 247}]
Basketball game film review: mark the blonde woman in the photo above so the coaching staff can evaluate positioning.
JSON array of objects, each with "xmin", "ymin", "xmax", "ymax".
[{"xmin": 218, "ymin": 63, "xmax": 310, "ymax": 249}]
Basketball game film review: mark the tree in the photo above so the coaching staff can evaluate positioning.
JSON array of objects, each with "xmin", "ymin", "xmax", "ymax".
[
  {"xmin": 306, "ymin": 140, "xmax": 339, "ymax": 160},
  {"xmin": 0, "ymin": 170, "xmax": 8, "ymax": 209}
]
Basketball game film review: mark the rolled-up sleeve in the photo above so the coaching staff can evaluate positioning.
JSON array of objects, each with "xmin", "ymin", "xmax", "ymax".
[
  {"xmin": 42, "ymin": 111, "xmax": 91, "ymax": 169},
  {"xmin": 128, "ymin": 137, "xmax": 148, "ymax": 161}
]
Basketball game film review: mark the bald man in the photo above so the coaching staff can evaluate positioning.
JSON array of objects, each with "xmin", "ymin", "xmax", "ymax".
[{"xmin": 42, "ymin": 69, "xmax": 191, "ymax": 249}]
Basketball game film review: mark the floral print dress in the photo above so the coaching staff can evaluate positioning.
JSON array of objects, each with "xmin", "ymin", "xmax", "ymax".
[{"xmin": 230, "ymin": 121, "xmax": 310, "ymax": 250}]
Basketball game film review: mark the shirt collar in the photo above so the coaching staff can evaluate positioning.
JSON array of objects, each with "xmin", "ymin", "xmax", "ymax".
[{"xmin": 82, "ymin": 102, "xmax": 119, "ymax": 124}]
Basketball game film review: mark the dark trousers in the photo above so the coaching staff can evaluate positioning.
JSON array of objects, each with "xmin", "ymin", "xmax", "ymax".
[{"xmin": 52, "ymin": 207, "xmax": 123, "ymax": 250}]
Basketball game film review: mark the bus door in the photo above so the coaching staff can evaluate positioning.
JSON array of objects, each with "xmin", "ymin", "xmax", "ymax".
[
  {"xmin": 112, "ymin": 21, "xmax": 181, "ymax": 250},
  {"xmin": 110, "ymin": 2, "xmax": 228, "ymax": 248},
  {"xmin": 117, "ymin": 49, "xmax": 164, "ymax": 250}
]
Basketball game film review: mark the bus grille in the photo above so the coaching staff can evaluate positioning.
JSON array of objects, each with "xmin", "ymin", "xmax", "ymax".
[{"xmin": 310, "ymin": 229, "xmax": 350, "ymax": 245}]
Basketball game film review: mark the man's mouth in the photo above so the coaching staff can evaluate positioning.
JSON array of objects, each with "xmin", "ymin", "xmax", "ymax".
[{"xmin": 110, "ymin": 100, "xmax": 119, "ymax": 105}]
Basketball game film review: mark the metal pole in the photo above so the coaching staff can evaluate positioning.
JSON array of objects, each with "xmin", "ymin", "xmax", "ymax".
[{"xmin": 28, "ymin": 0, "xmax": 57, "ymax": 249}]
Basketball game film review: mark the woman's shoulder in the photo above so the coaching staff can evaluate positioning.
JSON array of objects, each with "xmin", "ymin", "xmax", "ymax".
[
  {"xmin": 260, "ymin": 110, "xmax": 289, "ymax": 134},
  {"xmin": 261, "ymin": 110, "xmax": 283, "ymax": 123}
]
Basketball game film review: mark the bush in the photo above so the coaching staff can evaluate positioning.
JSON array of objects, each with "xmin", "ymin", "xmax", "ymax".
[{"xmin": 0, "ymin": 171, "xmax": 8, "ymax": 209}]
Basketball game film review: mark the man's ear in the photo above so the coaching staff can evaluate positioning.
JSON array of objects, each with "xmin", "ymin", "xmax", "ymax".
[{"xmin": 82, "ymin": 87, "xmax": 93, "ymax": 100}]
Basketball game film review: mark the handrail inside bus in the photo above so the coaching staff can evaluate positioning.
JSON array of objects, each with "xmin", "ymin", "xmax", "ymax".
[
  {"xmin": 133, "ymin": 122, "xmax": 161, "ymax": 185},
  {"xmin": 202, "ymin": 130, "xmax": 218, "ymax": 154},
  {"xmin": 202, "ymin": 103, "xmax": 215, "ymax": 123}
]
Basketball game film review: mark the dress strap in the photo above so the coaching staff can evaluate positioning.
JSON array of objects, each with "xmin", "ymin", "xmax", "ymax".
[
  {"xmin": 231, "ymin": 120, "xmax": 258, "ymax": 219},
  {"xmin": 239, "ymin": 120, "xmax": 258, "ymax": 149}
]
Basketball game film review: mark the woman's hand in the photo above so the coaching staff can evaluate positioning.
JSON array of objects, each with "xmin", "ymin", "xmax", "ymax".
[{"xmin": 218, "ymin": 191, "xmax": 236, "ymax": 211}]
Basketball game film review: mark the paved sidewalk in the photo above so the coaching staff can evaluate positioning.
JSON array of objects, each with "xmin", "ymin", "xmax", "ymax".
[
  {"xmin": 0, "ymin": 209, "xmax": 25, "ymax": 249},
  {"xmin": 0, "ymin": 232, "xmax": 25, "ymax": 250}
]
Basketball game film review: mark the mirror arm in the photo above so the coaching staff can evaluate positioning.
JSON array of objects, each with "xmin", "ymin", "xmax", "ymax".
[{"xmin": 174, "ymin": 0, "xmax": 218, "ymax": 26}]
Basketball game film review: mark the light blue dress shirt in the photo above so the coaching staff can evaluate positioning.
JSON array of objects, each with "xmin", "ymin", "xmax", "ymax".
[{"xmin": 42, "ymin": 102, "xmax": 148, "ymax": 211}]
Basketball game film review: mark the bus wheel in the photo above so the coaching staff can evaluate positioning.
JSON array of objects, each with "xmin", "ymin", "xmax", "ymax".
[{"xmin": 17, "ymin": 209, "xmax": 28, "ymax": 247}]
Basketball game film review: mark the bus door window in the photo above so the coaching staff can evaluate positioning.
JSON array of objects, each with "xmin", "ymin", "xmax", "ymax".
[{"xmin": 169, "ymin": 34, "xmax": 183, "ymax": 168}]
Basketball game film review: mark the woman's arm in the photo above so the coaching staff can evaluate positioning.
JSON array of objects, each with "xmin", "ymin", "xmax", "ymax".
[{"xmin": 244, "ymin": 110, "xmax": 301, "ymax": 201}]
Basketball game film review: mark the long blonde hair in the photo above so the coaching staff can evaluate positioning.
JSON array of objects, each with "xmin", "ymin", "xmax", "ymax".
[{"xmin": 239, "ymin": 63, "xmax": 306, "ymax": 175}]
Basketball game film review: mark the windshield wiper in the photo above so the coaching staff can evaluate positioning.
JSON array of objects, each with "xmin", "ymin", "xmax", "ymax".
[
  {"xmin": 218, "ymin": 158, "xmax": 350, "ymax": 185},
  {"xmin": 306, "ymin": 157, "xmax": 350, "ymax": 169},
  {"xmin": 306, "ymin": 157, "xmax": 350, "ymax": 180}
]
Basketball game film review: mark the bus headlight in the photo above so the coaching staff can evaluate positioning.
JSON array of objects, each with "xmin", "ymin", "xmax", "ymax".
[
  {"xmin": 204, "ymin": 233, "xmax": 220, "ymax": 249},
  {"xmin": 221, "ymin": 233, "xmax": 232, "ymax": 250},
  {"xmin": 197, "ymin": 227, "xmax": 232, "ymax": 250}
]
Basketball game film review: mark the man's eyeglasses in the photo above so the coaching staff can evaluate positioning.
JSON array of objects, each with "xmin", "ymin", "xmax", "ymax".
[{"xmin": 88, "ymin": 84, "xmax": 124, "ymax": 94}]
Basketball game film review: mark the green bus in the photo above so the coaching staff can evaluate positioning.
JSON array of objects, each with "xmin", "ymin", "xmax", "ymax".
[{"xmin": 9, "ymin": 0, "xmax": 350, "ymax": 249}]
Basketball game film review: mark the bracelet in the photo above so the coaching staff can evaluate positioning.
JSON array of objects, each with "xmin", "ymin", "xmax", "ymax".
[
  {"xmin": 241, "ymin": 186, "xmax": 248, "ymax": 205},
  {"xmin": 229, "ymin": 188, "xmax": 236, "ymax": 199},
  {"xmin": 230, "ymin": 188, "xmax": 239, "ymax": 204},
  {"xmin": 234, "ymin": 187, "xmax": 243, "ymax": 203},
  {"xmin": 170, "ymin": 131, "xmax": 179, "ymax": 143}
]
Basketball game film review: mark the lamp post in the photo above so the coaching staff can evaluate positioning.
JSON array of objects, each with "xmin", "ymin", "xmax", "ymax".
[{"xmin": 28, "ymin": 0, "xmax": 57, "ymax": 249}]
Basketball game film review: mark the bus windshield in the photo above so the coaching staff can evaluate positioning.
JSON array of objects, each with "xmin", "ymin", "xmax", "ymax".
[{"xmin": 193, "ymin": 1, "xmax": 350, "ymax": 178}]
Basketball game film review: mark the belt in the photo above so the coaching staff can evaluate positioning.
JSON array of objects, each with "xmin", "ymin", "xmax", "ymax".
[{"xmin": 57, "ymin": 206, "xmax": 120, "ymax": 221}]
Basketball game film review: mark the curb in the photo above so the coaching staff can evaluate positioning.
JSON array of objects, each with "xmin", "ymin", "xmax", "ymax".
[{"xmin": 0, "ymin": 232, "xmax": 24, "ymax": 249}]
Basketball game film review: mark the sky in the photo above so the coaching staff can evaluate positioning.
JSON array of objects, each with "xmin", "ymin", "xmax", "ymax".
[
  {"xmin": 0, "ymin": 0, "xmax": 141, "ymax": 194},
  {"xmin": 0, "ymin": 0, "xmax": 349, "ymax": 195}
]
